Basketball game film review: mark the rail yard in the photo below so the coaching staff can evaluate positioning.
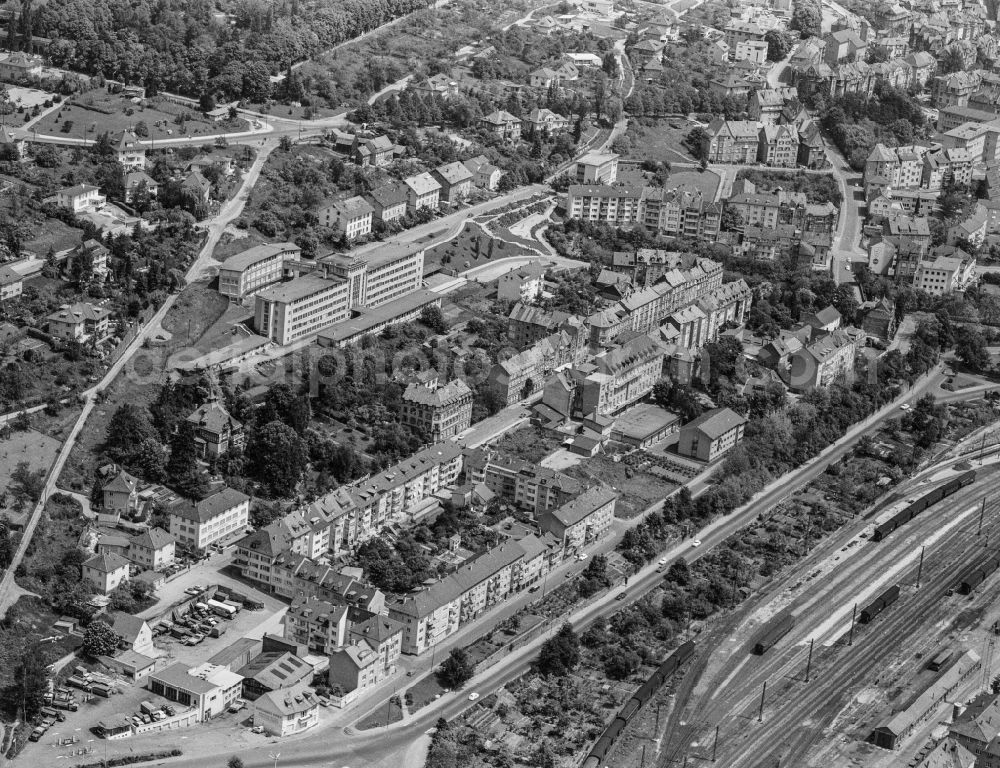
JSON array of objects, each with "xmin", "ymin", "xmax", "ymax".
[{"xmin": 614, "ymin": 457, "xmax": 1000, "ymax": 768}]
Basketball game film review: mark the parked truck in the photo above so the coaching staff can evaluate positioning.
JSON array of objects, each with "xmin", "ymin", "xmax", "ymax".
[{"xmin": 140, "ymin": 701, "xmax": 157, "ymax": 716}]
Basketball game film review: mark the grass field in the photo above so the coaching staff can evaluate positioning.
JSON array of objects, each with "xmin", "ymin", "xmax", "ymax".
[
  {"xmin": 669, "ymin": 168, "xmax": 721, "ymax": 199},
  {"xmin": 58, "ymin": 280, "xmax": 231, "ymax": 493},
  {"xmin": 0, "ymin": 429, "xmax": 60, "ymax": 523},
  {"xmin": 625, "ymin": 119, "xmax": 699, "ymax": 164},
  {"xmin": 425, "ymin": 221, "xmax": 522, "ymax": 274},
  {"xmin": 34, "ymin": 92, "xmax": 249, "ymax": 142},
  {"xmin": 21, "ymin": 216, "xmax": 83, "ymax": 255}
]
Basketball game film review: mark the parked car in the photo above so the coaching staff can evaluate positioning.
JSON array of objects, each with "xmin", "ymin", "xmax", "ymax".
[{"xmin": 251, "ymin": 725, "xmax": 265, "ymax": 734}]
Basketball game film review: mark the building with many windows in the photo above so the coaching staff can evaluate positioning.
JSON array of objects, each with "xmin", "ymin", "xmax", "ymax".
[
  {"xmin": 401, "ymin": 379, "xmax": 474, "ymax": 441},
  {"xmin": 217, "ymin": 243, "xmax": 301, "ymax": 300},
  {"xmin": 254, "ymin": 275, "xmax": 350, "ymax": 346},
  {"xmin": 677, "ymin": 407, "xmax": 747, "ymax": 461},
  {"xmin": 319, "ymin": 196, "xmax": 374, "ymax": 240},
  {"xmin": 169, "ymin": 487, "xmax": 250, "ymax": 550},
  {"xmin": 538, "ymin": 486, "xmax": 618, "ymax": 556},
  {"xmin": 575, "ymin": 152, "xmax": 619, "ymax": 184},
  {"xmin": 576, "ymin": 334, "xmax": 666, "ymax": 416}
]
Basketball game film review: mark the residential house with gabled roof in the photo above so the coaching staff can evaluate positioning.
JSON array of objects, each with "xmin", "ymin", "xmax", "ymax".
[
  {"xmin": 252, "ymin": 682, "xmax": 319, "ymax": 735},
  {"xmin": 366, "ymin": 182, "xmax": 409, "ymax": 224},
  {"xmin": 352, "ymin": 135, "xmax": 394, "ymax": 167},
  {"xmin": 54, "ymin": 184, "xmax": 106, "ymax": 214},
  {"xmin": 185, "ymin": 400, "xmax": 245, "ymax": 459},
  {"xmin": 480, "ymin": 110, "xmax": 522, "ymax": 141},
  {"xmin": 526, "ymin": 108, "xmax": 571, "ymax": 135},
  {"xmin": 431, "ymin": 161, "xmax": 474, "ymax": 204},
  {"xmin": 803, "ymin": 305, "xmax": 842, "ymax": 332},
  {"xmin": 182, "ymin": 170, "xmax": 212, "ymax": 206},
  {"xmin": 101, "ymin": 468, "xmax": 140, "ymax": 520},
  {"xmin": 0, "ymin": 125, "xmax": 27, "ymax": 159},
  {"xmin": 319, "ymin": 195, "xmax": 373, "ymax": 239},
  {"xmin": 46, "ymin": 302, "xmax": 112, "ymax": 343},
  {"xmin": 82, "ymin": 552, "xmax": 131, "ymax": 594},
  {"xmin": 464, "ymin": 156, "xmax": 502, "ymax": 190},
  {"xmin": 677, "ymin": 407, "xmax": 747, "ymax": 461},
  {"xmin": 0, "ymin": 264, "xmax": 23, "ymax": 301},
  {"xmin": 110, "ymin": 612, "xmax": 155, "ymax": 655},
  {"xmin": 115, "ymin": 130, "xmax": 146, "ymax": 170},
  {"xmin": 125, "ymin": 171, "xmax": 159, "ymax": 203},
  {"xmin": 128, "ymin": 526, "xmax": 175, "ymax": 571},
  {"xmin": 328, "ymin": 641, "xmax": 385, "ymax": 702},
  {"xmin": 403, "ymin": 172, "xmax": 441, "ymax": 213}
]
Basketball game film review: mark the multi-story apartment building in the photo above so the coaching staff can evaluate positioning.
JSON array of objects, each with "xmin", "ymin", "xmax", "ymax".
[
  {"xmin": 914, "ymin": 247, "xmax": 977, "ymax": 295},
  {"xmin": 565, "ymin": 184, "xmax": 644, "ymax": 224},
  {"xmin": 507, "ymin": 303, "xmax": 581, "ymax": 348},
  {"xmin": 388, "ymin": 539, "xmax": 528, "ymax": 654},
  {"xmin": 431, "ymin": 161, "xmax": 474, "ymax": 203},
  {"xmin": 400, "ymin": 379, "xmax": 474, "ymax": 441},
  {"xmin": 576, "ymin": 334, "xmax": 666, "ymax": 416},
  {"xmin": 486, "ymin": 330, "xmax": 577, "ymax": 405},
  {"xmin": 403, "ymin": 172, "xmax": 441, "ymax": 212},
  {"xmin": 643, "ymin": 188, "xmax": 722, "ymax": 239},
  {"xmin": 883, "ymin": 214, "xmax": 932, "ymax": 282},
  {"xmin": 575, "ymin": 151, "xmax": 619, "ymax": 184},
  {"xmin": 463, "ymin": 450, "xmax": 583, "ymax": 515},
  {"xmin": 725, "ymin": 180, "xmax": 809, "ymax": 230},
  {"xmin": 788, "ymin": 328, "xmax": 861, "ymax": 390},
  {"xmin": 931, "ymin": 70, "xmax": 981, "ymax": 108},
  {"xmin": 758, "ymin": 124, "xmax": 799, "ymax": 167},
  {"xmin": 723, "ymin": 19, "xmax": 766, "ymax": 49},
  {"xmin": 217, "ymin": 242, "xmax": 301, "ymax": 300},
  {"xmin": 319, "ymin": 196, "xmax": 374, "ymax": 240},
  {"xmin": 538, "ymin": 486, "xmax": 618, "ymax": 555},
  {"xmin": 702, "ymin": 119, "xmax": 761, "ymax": 164},
  {"xmin": 169, "ymin": 487, "xmax": 250, "ymax": 550},
  {"xmin": 282, "ymin": 597, "xmax": 348, "ymax": 655}
]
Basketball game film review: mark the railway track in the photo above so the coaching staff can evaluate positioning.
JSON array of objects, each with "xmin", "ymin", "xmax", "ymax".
[{"xmin": 655, "ymin": 470, "xmax": 1000, "ymax": 767}]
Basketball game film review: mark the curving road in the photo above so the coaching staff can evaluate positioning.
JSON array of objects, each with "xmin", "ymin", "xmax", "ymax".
[
  {"xmin": 0, "ymin": 139, "xmax": 280, "ymax": 620},
  {"xmin": 106, "ymin": 365, "xmax": 987, "ymax": 768}
]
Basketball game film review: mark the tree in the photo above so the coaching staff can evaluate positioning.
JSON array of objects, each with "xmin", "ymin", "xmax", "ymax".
[
  {"xmin": 536, "ymin": 623, "xmax": 580, "ymax": 677},
  {"xmin": 955, "ymin": 327, "xmax": 990, "ymax": 372},
  {"xmin": 228, "ymin": 758, "xmax": 245, "ymax": 768},
  {"xmin": 790, "ymin": 0, "xmax": 821, "ymax": 37},
  {"xmin": 765, "ymin": 30, "xmax": 792, "ymax": 62},
  {"xmin": 685, "ymin": 126, "xmax": 709, "ymax": 161},
  {"xmin": 420, "ymin": 304, "xmax": 448, "ymax": 334},
  {"xmin": 11, "ymin": 646, "xmax": 48, "ymax": 720},
  {"xmin": 720, "ymin": 206, "xmax": 743, "ymax": 231},
  {"xmin": 106, "ymin": 403, "xmax": 159, "ymax": 458},
  {"xmin": 246, "ymin": 420, "xmax": 307, "ymax": 497},
  {"xmin": 82, "ymin": 620, "xmax": 119, "ymax": 658},
  {"xmin": 199, "ymin": 92, "xmax": 216, "ymax": 114},
  {"xmin": 166, "ymin": 421, "xmax": 209, "ymax": 500},
  {"xmin": 438, "ymin": 648, "xmax": 475, "ymax": 689}
]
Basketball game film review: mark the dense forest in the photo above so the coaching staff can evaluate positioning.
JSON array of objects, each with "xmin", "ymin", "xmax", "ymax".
[{"xmin": 13, "ymin": 0, "xmax": 431, "ymax": 100}]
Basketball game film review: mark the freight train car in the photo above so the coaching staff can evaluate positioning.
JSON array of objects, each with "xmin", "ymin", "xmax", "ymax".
[
  {"xmin": 958, "ymin": 551, "xmax": 1000, "ymax": 595},
  {"xmin": 582, "ymin": 641, "xmax": 695, "ymax": 768},
  {"xmin": 872, "ymin": 471, "xmax": 975, "ymax": 542},
  {"xmin": 859, "ymin": 584, "xmax": 900, "ymax": 624},
  {"xmin": 752, "ymin": 612, "xmax": 795, "ymax": 655}
]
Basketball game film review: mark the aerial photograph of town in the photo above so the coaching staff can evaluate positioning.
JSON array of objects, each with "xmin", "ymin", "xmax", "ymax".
[{"xmin": 0, "ymin": 0, "xmax": 1000, "ymax": 766}]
